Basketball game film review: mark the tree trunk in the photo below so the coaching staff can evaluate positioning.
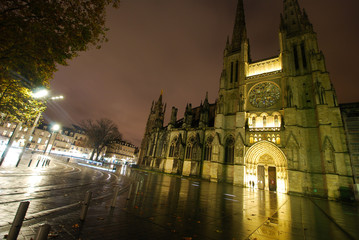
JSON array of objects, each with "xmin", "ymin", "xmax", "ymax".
[
  {"xmin": 90, "ymin": 148, "xmax": 96, "ymax": 160},
  {"xmin": 95, "ymin": 148, "xmax": 100, "ymax": 161}
]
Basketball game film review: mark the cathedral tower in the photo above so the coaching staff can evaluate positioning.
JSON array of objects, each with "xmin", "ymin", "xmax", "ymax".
[
  {"xmin": 278, "ymin": 0, "xmax": 352, "ymax": 198},
  {"xmin": 139, "ymin": 92, "xmax": 166, "ymax": 166}
]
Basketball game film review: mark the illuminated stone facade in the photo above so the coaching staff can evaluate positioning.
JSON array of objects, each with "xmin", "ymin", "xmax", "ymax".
[{"xmin": 139, "ymin": 0, "xmax": 355, "ymax": 200}]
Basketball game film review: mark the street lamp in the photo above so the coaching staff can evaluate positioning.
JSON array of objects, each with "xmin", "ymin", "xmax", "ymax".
[
  {"xmin": 15, "ymin": 90, "xmax": 64, "ymax": 167},
  {"xmin": 44, "ymin": 123, "xmax": 61, "ymax": 155},
  {"xmin": 32, "ymin": 89, "xmax": 49, "ymax": 99}
]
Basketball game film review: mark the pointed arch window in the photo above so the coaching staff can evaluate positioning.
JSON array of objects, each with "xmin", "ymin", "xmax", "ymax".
[
  {"xmin": 156, "ymin": 136, "xmax": 165, "ymax": 157},
  {"xmin": 293, "ymin": 45, "xmax": 299, "ymax": 70},
  {"xmin": 186, "ymin": 137, "xmax": 199, "ymax": 160},
  {"xmin": 204, "ymin": 136, "xmax": 213, "ymax": 161},
  {"xmin": 235, "ymin": 61, "xmax": 239, "ymax": 82},
  {"xmin": 230, "ymin": 62, "xmax": 234, "ymax": 83},
  {"xmin": 249, "ymin": 134, "xmax": 254, "ymax": 144},
  {"xmin": 174, "ymin": 141, "xmax": 180, "ymax": 157},
  {"xmin": 324, "ymin": 141, "xmax": 336, "ymax": 174},
  {"xmin": 263, "ymin": 116, "xmax": 267, "ymax": 127},
  {"xmin": 192, "ymin": 142, "xmax": 200, "ymax": 160},
  {"xmin": 169, "ymin": 137, "xmax": 178, "ymax": 157},
  {"xmin": 225, "ymin": 137, "xmax": 235, "ymax": 164},
  {"xmin": 301, "ymin": 42, "xmax": 307, "ymax": 69},
  {"xmin": 148, "ymin": 138, "xmax": 155, "ymax": 156}
]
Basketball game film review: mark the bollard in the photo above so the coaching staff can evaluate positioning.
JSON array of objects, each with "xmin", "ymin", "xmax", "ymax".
[
  {"xmin": 127, "ymin": 184, "xmax": 133, "ymax": 200},
  {"xmin": 7, "ymin": 201, "xmax": 30, "ymax": 240},
  {"xmin": 28, "ymin": 159, "xmax": 32, "ymax": 167},
  {"xmin": 139, "ymin": 179, "xmax": 144, "ymax": 191},
  {"xmin": 80, "ymin": 191, "xmax": 92, "ymax": 221},
  {"xmin": 132, "ymin": 182, "xmax": 140, "ymax": 208},
  {"xmin": 135, "ymin": 182, "xmax": 140, "ymax": 195},
  {"xmin": 36, "ymin": 159, "xmax": 40, "ymax": 167},
  {"xmin": 34, "ymin": 224, "xmax": 51, "ymax": 240},
  {"xmin": 42, "ymin": 160, "xmax": 46, "ymax": 167},
  {"xmin": 47, "ymin": 160, "xmax": 51, "ymax": 166},
  {"xmin": 111, "ymin": 187, "xmax": 120, "ymax": 208}
]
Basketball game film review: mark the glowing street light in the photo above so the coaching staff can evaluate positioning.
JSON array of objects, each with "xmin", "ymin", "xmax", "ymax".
[
  {"xmin": 51, "ymin": 124, "xmax": 61, "ymax": 132},
  {"xmin": 44, "ymin": 123, "xmax": 61, "ymax": 155},
  {"xmin": 50, "ymin": 95, "xmax": 64, "ymax": 100},
  {"xmin": 32, "ymin": 89, "xmax": 49, "ymax": 99}
]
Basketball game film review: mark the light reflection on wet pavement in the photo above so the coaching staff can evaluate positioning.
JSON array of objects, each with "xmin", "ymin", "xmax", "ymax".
[{"xmin": 0, "ymin": 154, "xmax": 358, "ymax": 239}]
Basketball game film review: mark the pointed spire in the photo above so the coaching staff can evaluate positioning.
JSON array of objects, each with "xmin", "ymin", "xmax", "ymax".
[
  {"xmin": 158, "ymin": 90, "xmax": 163, "ymax": 103},
  {"xmin": 302, "ymin": 8, "xmax": 313, "ymax": 30},
  {"xmin": 170, "ymin": 107, "xmax": 178, "ymax": 126},
  {"xmin": 231, "ymin": 0, "xmax": 247, "ymax": 52},
  {"xmin": 281, "ymin": 0, "xmax": 313, "ymax": 35},
  {"xmin": 200, "ymin": 92, "xmax": 209, "ymax": 112}
]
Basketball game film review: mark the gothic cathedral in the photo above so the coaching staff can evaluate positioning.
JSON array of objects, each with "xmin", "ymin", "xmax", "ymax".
[{"xmin": 139, "ymin": 0, "xmax": 354, "ymax": 200}]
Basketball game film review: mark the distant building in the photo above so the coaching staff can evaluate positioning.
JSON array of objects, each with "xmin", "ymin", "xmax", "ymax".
[
  {"xmin": 0, "ymin": 122, "xmax": 136, "ymax": 161},
  {"xmin": 28, "ymin": 124, "xmax": 52, "ymax": 152},
  {"xmin": 139, "ymin": 0, "xmax": 355, "ymax": 200},
  {"xmin": 105, "ymin": 140, "xmax": 137, "ymax": 164}
]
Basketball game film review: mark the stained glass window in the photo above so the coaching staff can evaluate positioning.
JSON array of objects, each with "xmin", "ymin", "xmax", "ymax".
[{"xmin": 249, "ymin": 82, "xmax": 281, "ymax": 108}]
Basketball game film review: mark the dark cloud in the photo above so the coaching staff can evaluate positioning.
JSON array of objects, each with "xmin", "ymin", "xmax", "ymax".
[{"xmin": 45, "ymin": 0, "xmax": 359, "ymax": 146}]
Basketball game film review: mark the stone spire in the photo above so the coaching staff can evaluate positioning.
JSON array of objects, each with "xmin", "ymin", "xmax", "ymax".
[
  {"xmin": 153, "ymin": 90, "xmax": 164, "ymax": 112},
  {"xmin": 231, "ymin": 0, "xmax": 247, "ymax": 52},
  {"xmin": 203, "ymin": 92, "xmax": 209, "ymax": 110},
  {"xmin": 183, "ymin": 104, "xmax": 193, "ymax": 128},
  {"xmin": 281, "ymin": 0, "xmax": 313, "ymax": 35},
  {"xmin": 200, "ymin": 93, "xmax": 210, "ymax": 128}
]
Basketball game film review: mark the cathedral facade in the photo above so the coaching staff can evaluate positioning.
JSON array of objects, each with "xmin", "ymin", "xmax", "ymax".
[{"xmin": 139, "ymin": 0, "xmax": 355, "ymax": 200}]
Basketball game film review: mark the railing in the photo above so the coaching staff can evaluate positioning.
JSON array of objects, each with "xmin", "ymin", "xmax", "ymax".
[{"xmin": 247, "ymin": 57, "xmax": 282, "ymax": 78}]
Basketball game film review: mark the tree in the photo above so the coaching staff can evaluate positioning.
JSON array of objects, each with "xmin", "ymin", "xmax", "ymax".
[
  {"xmin": 0, "ymin": 0, "xmax": 119, "ymax": 120},
  {"xmin": 81, "ymin": 118, "xmax": 122, "ymax": 161},
  {"xmin": 0, "ymin": 79, "xmax": 46, "ymax": 124}
]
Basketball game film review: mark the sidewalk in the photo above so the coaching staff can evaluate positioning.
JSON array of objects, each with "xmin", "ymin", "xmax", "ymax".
[
  {"xmin": 4, "ymin": 170, "xmax": 359, "ymax": 239},
  {"xmin": 1, "ymin": 154, "xmax": 358, "ymax": 240}
]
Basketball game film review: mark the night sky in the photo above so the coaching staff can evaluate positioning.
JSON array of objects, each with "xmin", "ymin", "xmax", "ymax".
[{"xmin": 44, "ymin": 0, "xmax": 359, "ymax": 147}]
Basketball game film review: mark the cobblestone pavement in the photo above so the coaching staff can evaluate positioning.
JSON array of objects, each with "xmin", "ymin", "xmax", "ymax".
[{"xmin": 0, "ymin": 152, "xmax": 358, "ymax": 239}]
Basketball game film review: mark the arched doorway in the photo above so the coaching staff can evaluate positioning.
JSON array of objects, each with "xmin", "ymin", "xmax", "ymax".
[{"xmin": 244, "ymin": 141, "xmax": 288, "ymax": 193}]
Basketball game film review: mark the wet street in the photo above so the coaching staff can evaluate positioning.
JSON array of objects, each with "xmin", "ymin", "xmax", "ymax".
[{"xmin": 0, "ymin": 154, "xmax": 358, "ymax": 239}]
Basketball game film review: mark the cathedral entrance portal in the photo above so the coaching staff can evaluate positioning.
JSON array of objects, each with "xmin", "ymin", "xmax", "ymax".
[
  {"xmin": 245, "ymin": 141, "xmax": 287, "ymax": 193},
  {"xmin": 257, "ymin": 165, "xmax": 265, "ymax": 190},
  {"xmin": 268, "ymin": 166, "xmax": 276, "ymax": 191}
]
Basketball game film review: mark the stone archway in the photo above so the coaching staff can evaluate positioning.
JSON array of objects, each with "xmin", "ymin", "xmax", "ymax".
[{"xmin": 244, "ymin": 141, "xmax": 288, "ymax": 193}]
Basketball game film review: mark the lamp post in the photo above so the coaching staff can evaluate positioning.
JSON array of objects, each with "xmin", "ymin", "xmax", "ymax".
[
  {"xmin": 15, "ymin": 90, "xmax": 63, "ymax": 167},
  {"xmin": 44, "ymin": 124, "xmax": 61, "ymax": 155}
]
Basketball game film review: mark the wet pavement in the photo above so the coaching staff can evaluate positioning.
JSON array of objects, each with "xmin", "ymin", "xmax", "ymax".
[{"xmin": 0, "ymin": 152, "xmax": 358, "ymax": 239}]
